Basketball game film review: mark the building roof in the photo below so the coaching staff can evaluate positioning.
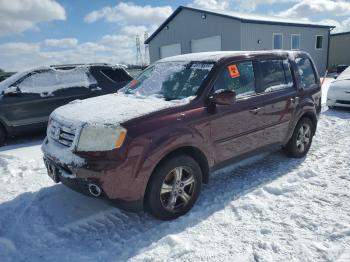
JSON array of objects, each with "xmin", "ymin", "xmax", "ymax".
[
  {"xmin": 158, "ymin": 50, "xmax": 304, "ymax": 63},
  {"xmin": 145, "ymin": 6, "xmax": 335, "ymax": 44},
  {"xmin": 331, "ymin": 31, "xmax": 350, "ymax": 36}
]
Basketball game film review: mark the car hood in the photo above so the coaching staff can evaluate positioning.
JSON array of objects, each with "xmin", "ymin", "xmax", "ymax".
[{"xmin": 51, "ymin": 93, "xmax": 192, "ymax": 128}]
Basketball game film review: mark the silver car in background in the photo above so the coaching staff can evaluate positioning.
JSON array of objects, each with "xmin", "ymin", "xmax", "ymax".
[{"xmin": 327, "ymin": 66, "xmax": 350, "ymax": 108}]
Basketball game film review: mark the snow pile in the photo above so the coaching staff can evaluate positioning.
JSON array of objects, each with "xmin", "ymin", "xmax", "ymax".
[{"xmin": 51, "ymin": 93, "xmax": 192, "ymax": 128}]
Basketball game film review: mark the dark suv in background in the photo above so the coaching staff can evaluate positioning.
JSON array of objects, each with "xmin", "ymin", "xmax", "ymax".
[
  {"xmin": 0, "ymin": 63, "xmax": 132, "ymax": 145},
  {"xmin": 42, "ymin": 51, "xmax": 321, "ymax": 220}
]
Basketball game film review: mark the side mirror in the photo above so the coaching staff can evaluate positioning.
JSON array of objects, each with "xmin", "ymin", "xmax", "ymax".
[
  {"xmin": 211, "ymin": 89, "xmax": 236, "ymax": 105},
  {"xmin": 3, "ymin": 86, "xmax": 21, "ymax": 96}
]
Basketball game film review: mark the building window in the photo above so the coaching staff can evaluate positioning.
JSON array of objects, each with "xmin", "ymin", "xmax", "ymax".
[
  {"xmin": 273, "ymin": 33, "xmax": 283, "ymax": 49},
  {"xmin": 291, "ymin": 34, "xmax": 301, "ymax": 50},
  {"xmin": 316, "ymin": 35, "xmax": 323, "ymax": 49}
]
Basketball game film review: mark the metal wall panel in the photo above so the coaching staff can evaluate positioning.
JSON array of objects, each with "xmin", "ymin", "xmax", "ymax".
[
  {"xmin": 329, "ymin": 34, "xmax": 350, "ymax": 68},
  {"xmin": 148, "ymin": 9, "xmax": 241, "ymax": 63},
  {"xmin": 241, "ymin": 23, "xmax": 330, "ymax": 74}
]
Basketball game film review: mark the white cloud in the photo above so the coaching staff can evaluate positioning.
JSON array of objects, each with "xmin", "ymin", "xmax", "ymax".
[
  {"xmin": 278, "ymin": 0, "xmax": 350, "ymax": 18},
  {"xmin": 0, "ymin": 34, "xmax": 140, "ymax": 71},
  {"xmin": 0, "ymin": 0, "xmax": 66, "ymax": 36},
  {"xmin": 190, "ymin": 0, "xmax": 230, "ymax": 11},
  {"xmin": 84, "ymin": 2, "xmax": 172, "ymax": 26},
  {"xmin": 236, "ymin": 0, "xmax": 296, "ymax": 12},
  {"xmin": 44, "ymin": 38, "xmax": 78, "ymax": 48}
]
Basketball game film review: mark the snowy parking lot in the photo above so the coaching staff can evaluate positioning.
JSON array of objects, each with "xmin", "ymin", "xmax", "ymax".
[{"xmin": 1, "ymin": 84, "xmax": 350, "ymax": 261}]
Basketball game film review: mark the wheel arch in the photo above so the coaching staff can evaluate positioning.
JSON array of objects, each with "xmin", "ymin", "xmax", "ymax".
[{"xmin": 299, "ymin": 111, "xmax": 318, "ymax": 135}]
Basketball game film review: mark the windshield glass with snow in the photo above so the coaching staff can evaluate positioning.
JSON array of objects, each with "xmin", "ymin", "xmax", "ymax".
[{"xmin": 121, "ymin": 61, "xmax": 214, "ymax": 100}]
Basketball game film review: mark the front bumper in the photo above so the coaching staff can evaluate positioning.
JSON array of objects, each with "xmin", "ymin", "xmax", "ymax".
[
  {"xmin": 327, "ymin": 98, "xmax": 350, "ymax": 108},
  {"xmin": 41, "ymin": 137, "xmax": 148, "ymax": 211}
]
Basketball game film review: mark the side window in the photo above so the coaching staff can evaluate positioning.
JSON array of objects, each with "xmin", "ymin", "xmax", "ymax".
[
  {"xmin": 273, "ymin": 33, "xmax": 283, "ymax": 49},
  {"xmin": 295, "ymin": 57, "xmax": 317, "ymax": 89},
  {"xmin": 213, "ymin": 61, "xmax": 256, "ymax": 98},
  {"xmin": 316, "ymin": 35, "xmax": 323, "ymax": 50},
  {"xmin": 291, "ymin": 34, "xmax": 301, "ymax": 50},
  {"xmin": 259, "ymin": 59, "xmax": 293, "ymax": 92},
  {"xmin": 100, "ymin": 68, "xmax": 132, "ymax": 82},
  {"xmin": 18, "ymin": 71, "xmax": 58, "ymax": 93}
]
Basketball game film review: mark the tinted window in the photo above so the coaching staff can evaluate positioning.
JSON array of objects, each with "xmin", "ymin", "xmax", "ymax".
[
  {"xmin": 100, "ymin": 68, "xmax": 132, "ymax": 82},
  {"xmin": 316, "ymin": 36, "xmax": 323, "ymax": 49},
  {"xmin": 295, "ymin": 57, "xmax": 316, "ymax": 89},
  {"xmin": 260, "ymin": 59, "xmax": 293, "ymax": 92},
  {"xmin": 213, "ymin": 61, "xmax": 256, "ymax": 98},
  {"xmin": 273, "ymin": 34, "xmax": 283, "ymax": 49}
]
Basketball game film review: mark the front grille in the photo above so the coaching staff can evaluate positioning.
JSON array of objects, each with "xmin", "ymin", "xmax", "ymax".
[
  {"xmin": 48, "ymin": 119, "xmax": 76, "ymax": 147},
  {"xmin": 336, "ymin": 100, "xmax": 350, "ymax": 105}
]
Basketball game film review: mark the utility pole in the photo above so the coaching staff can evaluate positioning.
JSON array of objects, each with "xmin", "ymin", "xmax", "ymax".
[
  {"xmin": 136, "ymin": 35, "xmax": 143, "ymax": 67},
  {"xmin": 144, "ymin": 32, "xmax": 149, "ymax": 66}
]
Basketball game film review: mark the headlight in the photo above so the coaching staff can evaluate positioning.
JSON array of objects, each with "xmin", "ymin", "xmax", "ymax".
[{"xmin": 76, "ymin": 124, "xmax": 127, "ymax": 152}]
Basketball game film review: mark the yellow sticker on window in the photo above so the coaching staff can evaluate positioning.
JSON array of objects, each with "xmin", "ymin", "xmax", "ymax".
[{"xmin": 228, "ymin": 64, "xmax": 240, "ymax": 78}]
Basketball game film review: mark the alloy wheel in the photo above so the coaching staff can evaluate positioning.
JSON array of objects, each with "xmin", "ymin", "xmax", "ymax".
[
  {"xmin": 160, "ymin": 166, "xmax": 196, "ymax": 212},
  {"xmin": 296, "ymin": 123, "xmax": 311, "ymax": 153}
]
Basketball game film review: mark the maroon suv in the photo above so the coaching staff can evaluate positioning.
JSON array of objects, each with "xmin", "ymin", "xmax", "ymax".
[{"xmin": 42, "ymin": 51, "xmax": 321, "ymax": 220}]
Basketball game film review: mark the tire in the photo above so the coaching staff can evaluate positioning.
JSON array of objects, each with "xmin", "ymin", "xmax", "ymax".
[
  {"xmin": 283, "ymin": 117, "xmax": 314, "ymax": 158},
  {"xmin": 0, "ymin": 124, "xmax": 6, "ymax": 146},
  {"xmin": 145, "ymin": 155, "xmax": 202, "ymax": 220}
]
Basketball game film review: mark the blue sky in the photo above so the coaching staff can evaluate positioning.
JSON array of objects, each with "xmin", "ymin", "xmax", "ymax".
[{"xmin": 0, "ymin": 0, "xmax": 349, "ymax": 71}]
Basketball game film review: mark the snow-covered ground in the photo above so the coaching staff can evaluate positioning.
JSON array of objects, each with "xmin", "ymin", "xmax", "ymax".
[{"xmin": 1, "ymin": 80, "xmax": 350, "ymax": 261}]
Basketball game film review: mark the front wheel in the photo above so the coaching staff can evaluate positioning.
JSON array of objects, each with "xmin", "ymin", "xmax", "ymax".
[
  {"xmin": 283, "ymin": 117, "xmax": 314, "ymax": 158},
  {"xmin": 145, "ymin": 155, "xmax": 202, "ymax": 220}
]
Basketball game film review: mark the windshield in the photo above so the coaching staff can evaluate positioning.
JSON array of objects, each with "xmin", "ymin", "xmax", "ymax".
[{"xmin": 121, "ymin": 61, "xmax": 214, "ymax": 100}]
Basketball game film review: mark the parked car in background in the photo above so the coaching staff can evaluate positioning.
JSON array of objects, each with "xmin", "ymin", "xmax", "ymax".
[
  {"xmin": 0, "ymin": 63, "xmax": 132, "ymax": 145},
  {"xmin": 42, "ymin": 51, "xmax": 321, "ymax": 220},
  {"xmin": 327, "ymin": 66, "xmax": 350, "ymax": 109}
]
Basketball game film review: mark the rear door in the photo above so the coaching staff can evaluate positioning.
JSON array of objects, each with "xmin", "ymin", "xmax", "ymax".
[
  {"xmin": 257, "ymin": 58, "xmax": 298, "ymax": 145},
  {"xmin": 209, "ymin": 60, "xmax": 266, "ymax": 163}
]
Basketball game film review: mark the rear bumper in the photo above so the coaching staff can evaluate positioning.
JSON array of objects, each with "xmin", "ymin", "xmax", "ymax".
[{"xmin": 41, "ymin": 138, "xmax": 149, "ymax": 212}]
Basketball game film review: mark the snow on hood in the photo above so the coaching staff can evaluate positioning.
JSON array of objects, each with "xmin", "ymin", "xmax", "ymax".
[{"xmin": 51, "ymin": 93, "xmax": 192, "ymax": 128}]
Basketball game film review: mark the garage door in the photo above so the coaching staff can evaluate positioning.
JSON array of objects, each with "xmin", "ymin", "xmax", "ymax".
[
  {"xmin": 191, "ymin": 35, "xmax": 222, "ymax": 53},
  {"xmin": 160, "ymin": 43, "xmax": 181, "ymax": 59}
]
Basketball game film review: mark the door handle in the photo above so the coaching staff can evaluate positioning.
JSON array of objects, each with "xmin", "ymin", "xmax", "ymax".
[{"xmin": 249, "ymin": 107, "xmax": 261, "ymax": 114}]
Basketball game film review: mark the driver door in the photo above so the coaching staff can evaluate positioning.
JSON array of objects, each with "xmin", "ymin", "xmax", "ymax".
[
  {"xmin": 1, "ymin": 70, "xmax": 55, "ymax": 129},
  {"xmin": 209, "ymin": 60, "xmax": 266, "ymax": 164}
]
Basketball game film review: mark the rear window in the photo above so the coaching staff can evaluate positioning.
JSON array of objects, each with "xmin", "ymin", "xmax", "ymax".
[
  {"xmin": 295, "ymin": 57, "xmax": 316, "ymax": 89},
  {"xmin": 100, "ymin": 68, "xmax": 132, "ymax": 82},
  {"xmin": 259, "ymin": 59, "xmax": 293, "ymax": 92}
]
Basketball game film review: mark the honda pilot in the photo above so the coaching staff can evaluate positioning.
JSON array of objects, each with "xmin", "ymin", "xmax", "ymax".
[{"xmin": 42, "ymin": 51, "xmax": 321, "ymax": 220}]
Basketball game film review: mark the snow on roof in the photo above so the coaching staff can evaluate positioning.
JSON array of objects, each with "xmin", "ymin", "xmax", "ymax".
[
  {"xmin": 158, "ymin": 50, "xmax": 303, "ymax": 63},
  {"xmin": 145, "ymin": 6, "xmax": 334, "ymax": 44}
]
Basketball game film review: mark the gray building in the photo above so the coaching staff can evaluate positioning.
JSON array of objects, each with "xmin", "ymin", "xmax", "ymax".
[
  {"xmin": 329, "ymin": 31, "xmax": 350, "ymax": 69},
  {"xmin": 145, "ymin": 6, "xmax": 334, "ymax": 74}
]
